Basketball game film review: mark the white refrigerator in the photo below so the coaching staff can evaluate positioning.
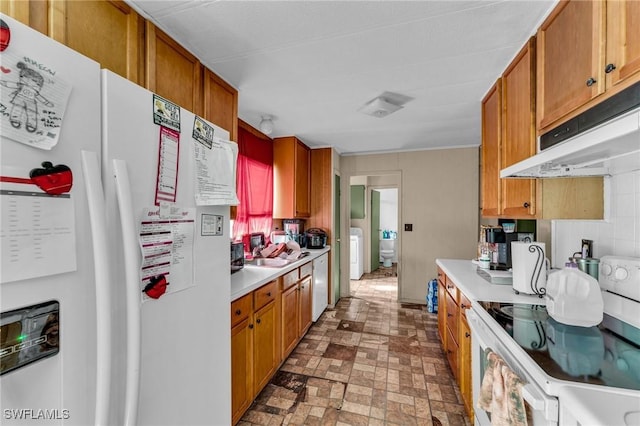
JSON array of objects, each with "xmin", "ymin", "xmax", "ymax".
[{"xmin": 1, "ymin": 15, "xmax": 232, "ymax": 426}]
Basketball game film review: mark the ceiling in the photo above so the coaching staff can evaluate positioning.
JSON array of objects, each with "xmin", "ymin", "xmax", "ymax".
[{"xmin": 127, "ymin": 0, "xmax": 556, "ymax": 155}]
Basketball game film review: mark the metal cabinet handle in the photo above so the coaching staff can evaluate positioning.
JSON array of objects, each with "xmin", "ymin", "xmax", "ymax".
[
  {"xmin": 267, "ymin": 292, "xmax": 271, "ymax": 297},
  {"xmin": 248, "ymin": 324, "xmax": 254, "ymax": 329},
  {"xmin": 461, "ymin": 303, "xmax": 467, "ymax": 309},
  {"xmin": 465, "ymin": 332, "xmax": 471, "ymax": 338},
  {"xmin": 235, "ymin": 309, "xmax": 241, "ymax": 315},
  {"xmin": 523, "ymin": 202, "xmax": 530, "ymax": 208},
  {"xmin": 605, "ymin": 63, "xmax": 616, "ymax": 73},
  {"xmin": 447, "ymin": 313, "xmax": 453, "ymax": 317},
  {"xmin": 256, "ymin": 318, "xmax": 261, "ymax": 324},
  {"xmin": 586, "ymin": 77, "xmax": 597, "ymax": 87}
]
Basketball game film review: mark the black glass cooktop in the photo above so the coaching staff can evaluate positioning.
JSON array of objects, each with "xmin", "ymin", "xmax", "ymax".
[{"xmin": 478, "ymin": 302, "xmax": 640, "ymax": 391}]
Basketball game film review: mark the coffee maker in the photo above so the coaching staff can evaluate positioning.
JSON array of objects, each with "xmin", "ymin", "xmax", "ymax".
[
  {"xmin": 484, "ymin": 228, "xmax": 534, "ymax": 270},
  {"xmin": 283, "ymin": 219, "xmax": 305, "ymax": 246}
]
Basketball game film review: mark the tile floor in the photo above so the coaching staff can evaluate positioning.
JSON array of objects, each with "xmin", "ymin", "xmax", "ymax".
[{"xmin": 239, "ymin": 265, "xmax": 471, "ymax": 426}]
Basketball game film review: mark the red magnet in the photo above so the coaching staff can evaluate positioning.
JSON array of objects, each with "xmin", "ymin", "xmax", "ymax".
[
  {"xmin": 30, "ymin": 162, "xmax": 73, "ymax": 195},
  {"xmin": 143, "ymin": 275, "xmax": 168, "ymax": 299},
  {"xmin": 0, "ymin": 19, "xmax": 10, "ymax": 52}
]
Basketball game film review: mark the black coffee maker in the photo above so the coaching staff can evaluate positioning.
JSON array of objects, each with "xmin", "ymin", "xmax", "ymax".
[{"xmin": 485, "ymin": 228, "xmax": 532, "ymax": 270}]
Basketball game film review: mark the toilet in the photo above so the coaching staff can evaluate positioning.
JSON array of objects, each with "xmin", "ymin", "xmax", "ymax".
[{"xmin": 380, "ymin": 238, "xmax": 396, "ymax": 268}]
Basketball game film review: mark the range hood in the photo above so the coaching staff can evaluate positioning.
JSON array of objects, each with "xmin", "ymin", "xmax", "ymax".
[{"xmin": 502, "ymin": 83, "xmax": 640, "ymax": 179}]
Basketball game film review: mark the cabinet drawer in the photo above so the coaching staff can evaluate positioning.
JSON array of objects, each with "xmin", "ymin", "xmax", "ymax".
[
  {"xmin": 459, "ymin": 292, "xmax": 471, "ymax": 319},
  {"xmin": 299, "ymin": 261, "xmax": 313, "ymax": 279},
  {"xmin": 445, "ymin": 276, "xmax": 458, "ymax": 300},
  {"xmin": 445, "ymin": 292, "xmax": 459, "ymax": 344},
  {"xmin": 281, "ymin": 269, "xmax": 299, "ymax": 290},
  {"xmin": 254, "ymin": 280, "xmax": 277, "ymax": 311},
  {"xmin": 437, "ymin": 267, "xmax": 445, "ymax": 286},
  {"xmin": 231, "ymin": 293, "xmax": 252, "ymax": 328}
]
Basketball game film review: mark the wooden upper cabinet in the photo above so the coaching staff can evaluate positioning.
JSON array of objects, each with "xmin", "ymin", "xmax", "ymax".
[
  {"xmin": 47, "ymin": 1, "xmax": 143, "ymax": 84},
  {"xmin": 481, "ymin": 81, "xmax": 501, "ymax": 217},
  {"xmin": 146, "ymin": 22, "xmax": 203, "ymax": 114},
  {"xmin": 501, "ymin": 38, "xmax": 537, "ymax": 218},
  {"xmin": 606, "ymin": 0, "xmax": 640, "ymax": 89},
  {"xmin": 204, "ymin": 69, "xmax": 238, "ymax": 141},
  {"xmin": 1, "ymin": 1, "xmax": 31, "ymax": 28},
  {"xmin": 273, "ymin": 137, "xmax": 311, "ymax": 219},
  {"xmin": 537, "ymin": 0, "xmax": 605, "ymax": 130}
]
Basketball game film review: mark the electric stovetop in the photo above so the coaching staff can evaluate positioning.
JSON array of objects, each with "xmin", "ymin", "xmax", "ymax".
[{"xmin": 477, "ymin": 301, "xmax": 640, "ymax": 391}]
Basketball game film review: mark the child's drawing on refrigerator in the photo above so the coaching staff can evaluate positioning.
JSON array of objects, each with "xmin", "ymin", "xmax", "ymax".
[{"xmin": 0, "ymin": 51, "xmax": 71, "ymax": 150}]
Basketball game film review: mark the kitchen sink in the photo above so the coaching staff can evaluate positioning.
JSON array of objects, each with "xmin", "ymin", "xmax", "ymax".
[{"xmin": 245, "ymin": 258, "xmax": 292, "ymax": 268}]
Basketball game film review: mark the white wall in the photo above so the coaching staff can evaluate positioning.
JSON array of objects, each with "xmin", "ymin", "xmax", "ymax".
[
  {"xmin": 552, "ymin": 170, "xmax": 640, "ymax": 267},
  {"xmin": 341, "ymin": 147, "xmax": 479, "ymax": 303}
]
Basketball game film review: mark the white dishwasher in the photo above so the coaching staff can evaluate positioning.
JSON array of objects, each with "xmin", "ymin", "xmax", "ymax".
[{"xmin": 312, "ymin": 252, "xmax": 329, "ymax": 322}]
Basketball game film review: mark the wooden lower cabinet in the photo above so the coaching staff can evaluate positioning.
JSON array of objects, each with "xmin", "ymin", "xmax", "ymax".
[
  {"xmin": 299, "ymin": 275, "xmax": 313, "ymax": 336},
  {"xmin": 281, "ymin": 281, "xmax": 300, "ymax": 359},
  {"xmin": 437, "ymin": 268, "xmax": 474, "ymax": 421},
  {"xmin": 231, "ymin": 295, "xmax": 253, "ymax": 425},
  {"xmin": 231, "ymin": 260, "xmax": 315, "ymax": 424},
  {"xmin": 459, "ymin": 315, "xmax": 473, "ymax": 420}
]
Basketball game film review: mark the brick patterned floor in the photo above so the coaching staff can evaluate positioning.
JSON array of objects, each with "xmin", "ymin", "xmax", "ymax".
[{"xmin": 239, "ymin": 265, "xmax": 471, "ymax": 426}]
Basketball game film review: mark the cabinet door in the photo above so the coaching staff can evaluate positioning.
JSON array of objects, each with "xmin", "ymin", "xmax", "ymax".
[
  {"xmin": 48, "ymin": 0, "xmax": 143, "ymax": 84},
  {"xmin": 231, "ymin": 318, "xmax": 252, "ymax": 425},
  {"xmin": 203, "ymin": 68, "xmax": 238, "ymax": 141},
  {"xmin": 294, "ymin": 140, "xmax": 311, "ymax": 217},
  {"xmin": 606, "ymin": 0, "xmax": 640, "ymax": 89},
  {"xmin": 437, "ymin": 279, "xmax": 447, "ymax": 347},
  {"xmin": 481, "ymin": 81, "xmax": 501, "ymax": 217},
  {"xmin": 281, "ymin": 284, "xmax": 299, "ymax": 359},
  {"xmin": 446, "ymin": 327, "xmax": 459, "ymax": 381},
  {"xmin": 445, "ymin": 291, "xmax": 459, "ymax": 346},
  {"xmin": 459, "ymin": 317, "xmax": 473, "ymax": 420},
  {"xmin": 501, "ymin": 38, "xmax": 537, "ymax": 218},
  {"xmin": 146, "ymin": 22, "xmax": 203, "ymax": 114},
  {"xmin": 299, "ymin": 276, "xmax": 313, "ymax": 336},
  {"xmin": 537, "ymin": 0, "xmax": 605, "ymax": 130},
  {"xmin": 253, "ymin": 301, "xmax": 278, "ymax": 396}
]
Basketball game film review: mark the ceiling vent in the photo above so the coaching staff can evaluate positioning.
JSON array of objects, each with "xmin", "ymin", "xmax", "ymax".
[{"xmin": 358, "ymin": 92, "xmax": 412, "ymax": 118}]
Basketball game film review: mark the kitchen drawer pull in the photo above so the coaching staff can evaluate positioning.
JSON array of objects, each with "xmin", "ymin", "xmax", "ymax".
[
  {"xmin": 248, "ymin": 324, "xmax": 254, "ymax": 329},
  {"xmin": 605, "ymin": 63, "xmax": 616, "ymax": 73},
  {"xmin": 235, "ymin": 309, "xmax": 241, "ymax": 315},
  {"xmin": 586, "ymin": 77, "xmax": 596, "ymax": 87},
  {"xmin": 461, "ymin": 303, "xmax": 467, "ymax": 309},
  {"xmin": 267, "ymin": 292, "xmax": 272, "ymax": 297},
  {"xmin": 256, "ymin": 318, "xmax": 261, "ymax": 324},
  {"xmin": 465, "ymin": 332, "xmax": 470, "ymax": 338},
  {"xmin": 447, "ymin": 313, "xmax": 453, "ymax": 317},
  {"xmin": 523, "ymin": 202, "xmax": 530, "ymax": 208}
]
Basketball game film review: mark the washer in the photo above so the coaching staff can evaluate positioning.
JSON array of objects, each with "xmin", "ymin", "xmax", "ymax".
[{"xmin": 350, "ymin": 227, "xmax": 363, "ymax": 280}]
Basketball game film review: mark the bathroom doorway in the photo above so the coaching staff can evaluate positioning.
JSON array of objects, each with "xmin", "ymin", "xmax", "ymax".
[{"xmin": 349, "ymin": 174, "xmax": 400, "ymax": 296}]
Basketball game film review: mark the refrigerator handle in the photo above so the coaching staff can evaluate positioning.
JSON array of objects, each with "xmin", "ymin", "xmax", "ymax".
[
  {"xmin": 113, "ymin": 159, "xmax": 141, "ymax": 426},
  {"xmin": 81, "ymin": 151, "xmax": 112, "ymax": 426}
]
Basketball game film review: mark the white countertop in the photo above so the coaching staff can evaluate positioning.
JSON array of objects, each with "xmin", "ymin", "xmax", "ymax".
[
  {"xmin": 435, "ymin": 258, "xmax": 546, "ymax": 305},
  {"xmin": 231, "ymin": 247, "xmax": 330, "ymax": 301}
]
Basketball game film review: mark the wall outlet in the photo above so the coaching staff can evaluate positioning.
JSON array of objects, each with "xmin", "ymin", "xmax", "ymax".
[{"xmin": 404, "ymin": 224, "xmax": 413, "ymax": 232}]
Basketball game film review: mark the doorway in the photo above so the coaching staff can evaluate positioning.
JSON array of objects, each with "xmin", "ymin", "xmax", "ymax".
[{"xmin": 348, "ymin": 174, "xmax": 400, "ymax": 297}]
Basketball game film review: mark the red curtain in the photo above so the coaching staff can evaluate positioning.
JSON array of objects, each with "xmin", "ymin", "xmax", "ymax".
[{"xmin": 232, "ymin": 126, "xmax": 273, "ymax": 241}]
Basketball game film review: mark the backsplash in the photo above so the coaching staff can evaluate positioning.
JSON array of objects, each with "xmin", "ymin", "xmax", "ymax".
[{"xmin": 551, "ymin": 170, "xmax": 640, "ymax": 268}]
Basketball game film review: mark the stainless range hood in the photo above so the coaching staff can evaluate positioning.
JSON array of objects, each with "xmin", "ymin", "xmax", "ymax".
[{"xmin": 502, "ymin": 82, "xmax": 640, "ymax": 179}]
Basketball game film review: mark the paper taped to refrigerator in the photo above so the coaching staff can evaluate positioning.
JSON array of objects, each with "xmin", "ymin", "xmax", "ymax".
[
  {"xmin": 139, "ymin": 206, "xmax": 195, "ymax": 300},
  {"xmin": 192, "ymin": 135, "xmax": 239, "ymax": 206},
  {"xmin": 0, "ymin": 50, "xmax": 72, "ymax": 150},
  {"xmin": 1, "ymin": 166, "xmax": 77, "ymax": 283}
]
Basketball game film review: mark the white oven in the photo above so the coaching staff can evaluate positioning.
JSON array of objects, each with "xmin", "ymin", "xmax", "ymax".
[{"xmin": 467, "ymin": 307, "xmax": 559, "ymax": 426}]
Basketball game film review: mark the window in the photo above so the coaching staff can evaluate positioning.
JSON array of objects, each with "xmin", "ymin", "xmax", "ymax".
[{"xmin": 232, "ymin": 125, "xmax": 273, "ymax": 241}]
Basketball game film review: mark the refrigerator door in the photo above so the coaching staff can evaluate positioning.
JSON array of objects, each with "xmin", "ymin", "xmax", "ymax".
[
  {"xmin": 101, "ymin": 70, "xmax": 231, "ymax": 426},
  {"xmin": 0, "ymin": 15, "xmax": 103, "ymax": 426}
]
